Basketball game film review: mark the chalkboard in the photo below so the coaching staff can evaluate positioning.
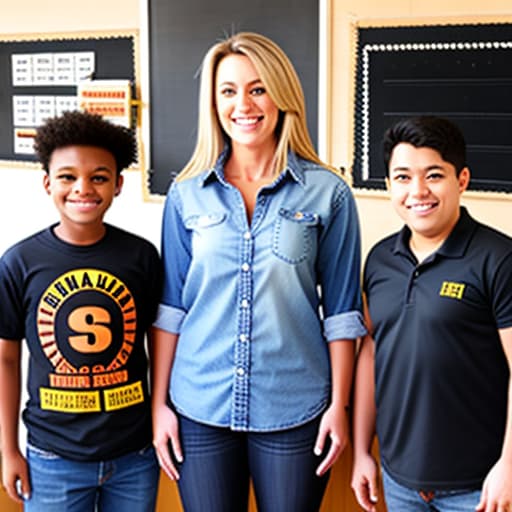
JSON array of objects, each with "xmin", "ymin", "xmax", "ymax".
[
  {"xmin": 353, "ymin": 23, "xmax": 512, "ymax": 193},
  {"xmin": 0, "ymin": 33, "xmax": 136, "ymax": 164},
  {"xmin": 147, "ymin": 0, "xmax": 318, "ymax": 196}
]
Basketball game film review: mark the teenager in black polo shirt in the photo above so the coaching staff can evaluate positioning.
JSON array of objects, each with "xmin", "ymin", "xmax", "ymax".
[{"xmin": 351, "ymin": 116, "xmax": 512, "ymax": 512}]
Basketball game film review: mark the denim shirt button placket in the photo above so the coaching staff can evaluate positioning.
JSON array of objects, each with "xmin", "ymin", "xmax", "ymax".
[{"xmin": 231, "ymin": 229, "xmax": 254, "ymax": 430}]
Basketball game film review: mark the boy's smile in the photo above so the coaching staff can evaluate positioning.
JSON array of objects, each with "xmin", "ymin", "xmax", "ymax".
[{"xmin": 43, "ymin": 145, "xmax": 123, "ymax": 245}]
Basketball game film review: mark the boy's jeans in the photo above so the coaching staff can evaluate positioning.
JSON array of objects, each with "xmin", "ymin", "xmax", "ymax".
[
  {"xmin": 382, "ymin": 467, "xmax": 481, "ymax": 512},
  {"xmin": 24, "ymin": 443, "xmax": 159, "ymax": 512}
]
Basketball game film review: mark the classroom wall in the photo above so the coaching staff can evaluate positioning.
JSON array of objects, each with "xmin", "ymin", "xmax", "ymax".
[
  {"xmin": 328, "ymin": 0, "xmax": 512, "ymax": 256},
  {"xmin": 0, "ymin": 1, "xmax": 511, "ymax": 511}
]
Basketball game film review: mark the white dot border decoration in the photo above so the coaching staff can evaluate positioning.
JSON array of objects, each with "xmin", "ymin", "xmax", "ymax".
[{"xmin": 359, "ymin": 40, "xmax": 512, "ymax": 181}]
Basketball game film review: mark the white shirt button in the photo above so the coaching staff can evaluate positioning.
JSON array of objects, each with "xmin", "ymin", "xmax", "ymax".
[
  {"xmin": 243, "ymin": 231, "xmax": 251, "ymax": 240},
  {"xmin": 239, "ymin": 334, "xmax": 248, "ymax": 342},
  {"xmin": 241, "ymin": 263, "xmax": 250, "ymax": 272},
  {"xmin": 236, "ymin": 367, "xmax": 245, "ymax": 376},
  {"xmin": 241, "ymin": 299, "xmax": 249, "ymax": 308}
]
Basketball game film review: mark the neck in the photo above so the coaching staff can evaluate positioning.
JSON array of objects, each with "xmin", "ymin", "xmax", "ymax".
[
  {"xmin": 409, "ymin": 233, "xmax": 445, "ymax": 262},
  {"xmin": 227, "ymin": 142, "xmax": 277, "ymax": 182},
  {"xmin": 54, "ymin": 223, "xmax": 106, "ymax": 246}
]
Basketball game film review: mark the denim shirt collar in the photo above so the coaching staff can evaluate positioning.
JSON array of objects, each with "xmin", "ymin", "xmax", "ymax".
[{"xmin": 200, "ymin": 147, "xmax": 306, "ymax": 188}]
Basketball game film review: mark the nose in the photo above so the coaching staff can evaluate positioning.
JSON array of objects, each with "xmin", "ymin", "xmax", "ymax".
[
  {"xmin": 235, "ymin": 91, "xmax": 252, "ymax": 111},
  {"xmin": 410, "ymin": 176, "xmax": 429, "ymax": 197},
  {"xmin": 73, "ymin": 178, "xmax": 92, "ymax": 195}
]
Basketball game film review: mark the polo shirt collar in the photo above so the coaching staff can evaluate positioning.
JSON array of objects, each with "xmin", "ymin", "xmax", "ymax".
[
  {"xmin": 199, "ymin": 147, "xmax": 305, "ymax": 188},
  {"xmin": 393, "ymin": 206, "xmax": 477, "ymax": 259}
]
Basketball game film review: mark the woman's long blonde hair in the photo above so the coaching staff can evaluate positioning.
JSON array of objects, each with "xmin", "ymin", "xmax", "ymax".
[{"xmin": 177, "ymin": 32, "xmax": 336, "ymax": 181}]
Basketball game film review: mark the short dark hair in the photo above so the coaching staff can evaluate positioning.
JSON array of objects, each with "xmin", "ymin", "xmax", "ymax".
[
  {"xmin": 382, "ymin": 116, "xmax": 467, "ymax": 175},
  {"xmin": 34, "ymin": 110, "xmax": 136, "ymax": 174}
]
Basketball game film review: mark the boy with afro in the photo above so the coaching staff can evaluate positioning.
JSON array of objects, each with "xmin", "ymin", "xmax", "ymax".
[{"xmin": 0, "ymin": 110, "xmax": 162, "ymax": 511}]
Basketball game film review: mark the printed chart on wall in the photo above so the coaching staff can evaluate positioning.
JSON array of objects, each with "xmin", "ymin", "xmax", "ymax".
[{"xmin": 0, "ymin": 32, "xmax": 137, "ymax": 166}]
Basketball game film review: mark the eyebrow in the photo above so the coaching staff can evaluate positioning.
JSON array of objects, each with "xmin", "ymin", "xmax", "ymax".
[
  {"xmin": 54, "ymin": 165, "xmax": 114, "ymax": 173},
  {"xmin": 218, "ymin": 78, "xmax": 263, "ymax": 87},
  {"xmin": 390, "ymin": 164, "xmax": 445, "ymax": 173}
]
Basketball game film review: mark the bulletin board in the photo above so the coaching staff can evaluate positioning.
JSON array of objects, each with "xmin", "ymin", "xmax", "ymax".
[
  {"xmin": 352, "ymin": 21, "xmax": 512, "ymax": 193},
  {"xmin": 146, "ymin": 0, "xmax": 319, "ymax": 196},
  {"xmin": 0, "ymin": 31, "xmax": 137, "ymax": 166}
]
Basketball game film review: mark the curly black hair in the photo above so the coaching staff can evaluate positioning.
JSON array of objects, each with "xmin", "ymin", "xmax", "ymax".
[{"xmin": 34, "ymin": 110, "xmax": 137, "ymax": 174}]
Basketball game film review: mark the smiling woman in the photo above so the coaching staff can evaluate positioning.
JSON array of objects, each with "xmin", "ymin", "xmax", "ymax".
[
  {"xmin": 215, "ymin": 54, "xmax": 279, "ymax": 162},
  {"xmin": 150, "ymin": 31, "xmax": 367, "ymax": 512}
]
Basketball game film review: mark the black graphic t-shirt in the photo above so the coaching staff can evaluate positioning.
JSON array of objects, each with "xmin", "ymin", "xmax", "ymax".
[{"xmin": 0, "ymin": 224, "xmax": 162, "ymax": 461}]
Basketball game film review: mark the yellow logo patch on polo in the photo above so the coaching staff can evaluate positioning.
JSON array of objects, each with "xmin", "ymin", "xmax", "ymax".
[{"xmin": 439, "ymin": 281, "xmax": 465, "ymax": 299}]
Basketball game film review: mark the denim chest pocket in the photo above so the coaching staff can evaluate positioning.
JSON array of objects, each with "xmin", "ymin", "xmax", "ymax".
[
  {"xmin": 272, "ymin": 208, "xmax": 319, "ymax": 264},
  {"xmin": 184, "ymin": 212, "xmax": 227, "ymax": 253},
  {"xmin": 184, "ymin": 212, "xmax": 226, "ymax": 230}
]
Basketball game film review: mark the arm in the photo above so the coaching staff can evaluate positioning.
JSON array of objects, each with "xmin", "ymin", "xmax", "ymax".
[
  {"xmin": 476, "ymin": 325, "xmax": 512, "ymax": 512},
  {"xmin": 314, "ymin": 182, "xmax": 366, "ymax": 476},
  {"xmin": 314, "ymin": 338, "xmax": 354, "ymax": 476},
  {"xmin": 150, "ymin": 326, "xmax": 182, "ymax": 480},
  {"xmin": 351, "ymin": 298, "xmax": 379, "ymax": 512},
  {"xmin": 0, "ymin": 338, "xmax": 30, "ymax": 503}
]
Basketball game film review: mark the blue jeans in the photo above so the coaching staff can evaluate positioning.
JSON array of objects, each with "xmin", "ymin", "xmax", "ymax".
[
  {"xmin": 382, "ymin": 467, "xmax": 481, "ymax": 512},
  {"xmin": 24, "ymin": 443, "xmax": 159, "ymax": 512},
  {"xmin": 176, "ymin": 414, "xmax": 330, "ymax": 512}
]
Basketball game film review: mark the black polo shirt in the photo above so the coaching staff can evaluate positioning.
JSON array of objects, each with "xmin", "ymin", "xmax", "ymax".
[{"xmin": 364, "ymin": 207, "xmax": 512, "ymax": 491}]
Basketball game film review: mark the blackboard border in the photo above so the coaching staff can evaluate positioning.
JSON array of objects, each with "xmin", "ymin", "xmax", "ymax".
[{"xmin": 352, "ymin": 19, "xmax": 512, "ymax": 195}]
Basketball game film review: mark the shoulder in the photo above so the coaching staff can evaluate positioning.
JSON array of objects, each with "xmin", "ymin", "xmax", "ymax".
[
  {"xmin": 299, "ymin": 157, "xmax": 347, "ymax": 186},
  {"xmin": 366, "ymin": 232, "xmax": 400, "ymax": 264},
  {"xmin": 464, "ymin": 216, "xmax": 512, "ymax": 263},
  {"xmin": 1, "ymin": 227, "xmax": 50, "ymax": 262},
  {"xmin": 296, "ymin": 157, "xmax": 354, "ymax": 209},
  {"xmin": 166, "ymin": 173, "xmax": 210, "ymax": 208},
  {"xmin": 105, "ymin": 225, "xmax": 159, "ymax": 255},
  {"xmin": 473, "ymin": 220, "xmax": 512, "ymax": 248}
]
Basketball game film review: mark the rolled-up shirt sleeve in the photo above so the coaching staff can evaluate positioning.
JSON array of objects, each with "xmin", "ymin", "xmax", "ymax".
[
  {"xmin": 318, "ymin": 181, "xmax": 367, "ymax": 341},
  {"xmin": 154, "ymin": 184, "xmax": 191, "ymax": 334}
]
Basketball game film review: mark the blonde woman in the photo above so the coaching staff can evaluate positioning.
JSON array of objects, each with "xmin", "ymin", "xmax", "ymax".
[{"xmin": 151, "ymin": 32, "xmax": 366, "ymax": 512}]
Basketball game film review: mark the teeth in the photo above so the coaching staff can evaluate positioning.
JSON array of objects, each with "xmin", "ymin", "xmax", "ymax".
[
  {"xmin": 234, "ymin": 118, "xmax": 259, "ymax": 125},
  {"xmin": 70, "ymin": 201, "xmax": 97, "ymax": 206},
  {"xmin": 410, "ymin": 204, "xmax": 433, "ymax": 211}
]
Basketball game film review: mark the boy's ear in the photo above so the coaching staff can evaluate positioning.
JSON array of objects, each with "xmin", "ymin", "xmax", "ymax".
[
  {"xmin": 459, "ymin": 167, "xmax": 470, "ymax": 193},
  {"xmin": 114, "ymin": 174, "xmax": 124, "ymax": 196},
  {"xmin": 43, "ymin": 173, "xmax": 51, "ymax": 194}
]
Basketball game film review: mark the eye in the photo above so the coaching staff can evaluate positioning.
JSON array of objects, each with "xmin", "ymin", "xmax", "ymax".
[
  {"xmin": 219, "ymin": 87, "xmax": 236, "ymax": 97},
  {"xmin": 426, "ymin": 172, "xmax": 444, "ymax": 181},
  {"xmin": 250, "ymin": 86, "xmax": 266, "ymax": 96},
  {"xmin": 56, "ymin": 173, "xmax": 76, "ymax": 182},
  {"xmin": 391, "ymin": 173, "xmax": 410, "ymax": 182},
  {"xmin": 91, "ymin": 175, "xmax": 110, "ymax": 184}
]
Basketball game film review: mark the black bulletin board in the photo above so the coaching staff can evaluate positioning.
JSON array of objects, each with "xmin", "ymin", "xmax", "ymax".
[
  {"xmin": 0, "ymin": 34, "xmax": 136, "ymax": 164},
  {"xmin": 353, "ymin": 23, "xmax": 512, "ymax": 193},
  {"xmin": 147, "ymin": 0, "xmax": 319, "ymax": 196}
]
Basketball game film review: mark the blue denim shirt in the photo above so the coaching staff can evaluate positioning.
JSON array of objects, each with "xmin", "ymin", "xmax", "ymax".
[{"xmin": 154, "ymin": 150, "xmax": 367, "ymax": 431}]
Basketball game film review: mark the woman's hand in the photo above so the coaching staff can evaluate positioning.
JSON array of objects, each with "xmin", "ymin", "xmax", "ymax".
[
  {"xmin": 314, "ymin": 403, "xmax": 349, "ymax": 476},
  {"xmin": 152, "ymin": 403, "xmax": 183, "ymax": 481}
]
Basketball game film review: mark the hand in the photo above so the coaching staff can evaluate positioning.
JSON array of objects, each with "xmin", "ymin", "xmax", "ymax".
[
  {"xmin": 476, "ymin": 457, "xmax": 512, "ymax": 512},
  {"xmin": 152, "ymin": 403, "xmax": 183, "ymax": 480},
  {"xmin": 314, "ymin": 404, "xmax": 348, "ymax": 476},
  {"xmin": 351, "ymin": 452, "xmax": 379, "ymax": 511},
  {"xmin": 1, "ymin": 449, "xmax": 30, "ymax": 504}
]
